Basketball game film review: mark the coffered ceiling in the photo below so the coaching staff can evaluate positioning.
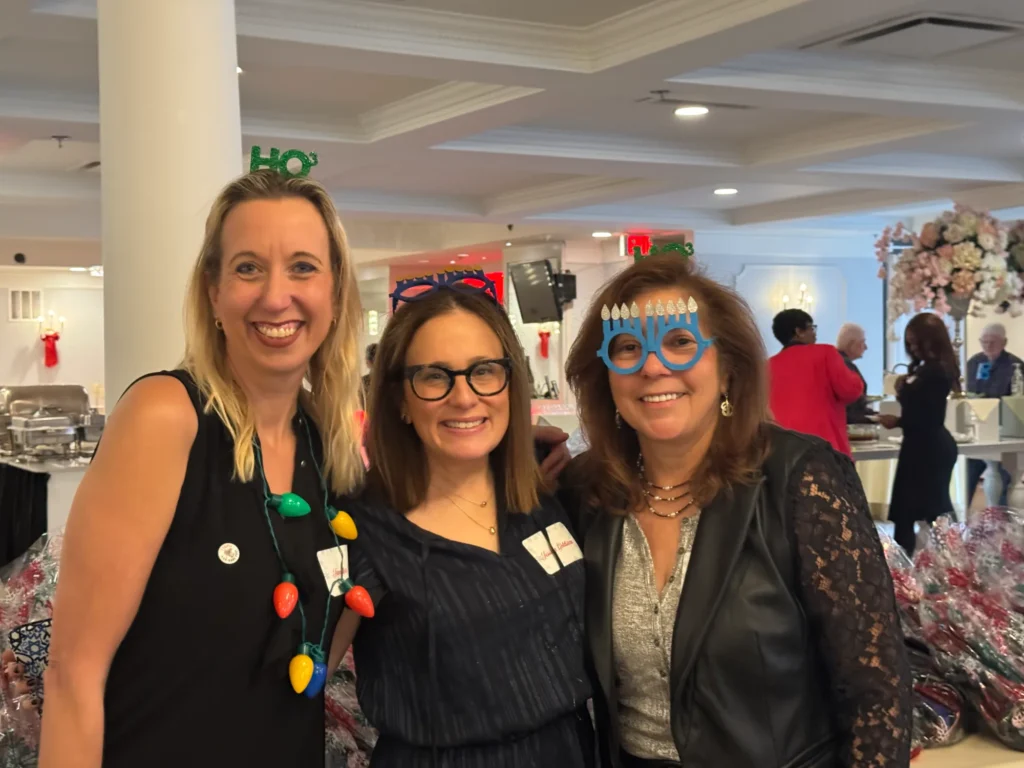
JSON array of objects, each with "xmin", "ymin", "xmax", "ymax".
[{"xmin": 1, "ymin": 0, "xmax": 1023, "ymax": 261}]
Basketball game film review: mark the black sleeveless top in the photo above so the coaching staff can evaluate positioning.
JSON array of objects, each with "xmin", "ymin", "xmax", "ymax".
[{"xmin": 102, "ymin": 371, "xmax": 346, "ymax": 767}]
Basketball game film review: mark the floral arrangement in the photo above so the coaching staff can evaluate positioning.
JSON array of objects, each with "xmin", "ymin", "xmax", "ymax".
[
  {"xmin": 1006, "ymin": 221, "xmax": 1024, "ymax": 309},
  {"xmin": 877, "ymin": 205, "xmax": 1017, "ymax": 318}
]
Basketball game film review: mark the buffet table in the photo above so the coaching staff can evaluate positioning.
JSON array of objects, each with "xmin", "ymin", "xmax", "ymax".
[
  {"xmin": 852, "ymin": 438, "xmax": 1024, "ymax": 518},
  {"xmin": 918, "ymin": 735, "xmax": 1024, "ymax": 766},
  {"xmin": 0, "ymin": 457, "xmax": 87, "ymax": 566}
]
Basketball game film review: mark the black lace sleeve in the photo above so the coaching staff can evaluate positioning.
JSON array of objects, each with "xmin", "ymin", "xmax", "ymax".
[{"xmin": 788, "ymin": 444, "xmax": 913, "ymax": 767}]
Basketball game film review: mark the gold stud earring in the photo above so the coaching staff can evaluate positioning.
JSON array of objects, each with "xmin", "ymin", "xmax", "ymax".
[
  {"xmin": 214, "ymin": 318, "xmax": 223, "ymax": 330},
  {"xmin": 720, "ymin": 394, "xmax": 734, "ymax": 417}
]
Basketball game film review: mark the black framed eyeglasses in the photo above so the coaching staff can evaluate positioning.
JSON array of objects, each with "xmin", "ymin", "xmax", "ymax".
[{"xmin": 403, "ymin": 357, "xmax": 512, "ymax": 401}]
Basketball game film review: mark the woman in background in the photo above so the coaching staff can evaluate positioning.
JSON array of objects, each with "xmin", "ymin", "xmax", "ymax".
[
  {"xmin": 878, "ymin": 312, "xmax": 960, "ymax": 555},
  {"xmin": 562, "ymin": 255, "xmax": 910, "ymax": 768}
]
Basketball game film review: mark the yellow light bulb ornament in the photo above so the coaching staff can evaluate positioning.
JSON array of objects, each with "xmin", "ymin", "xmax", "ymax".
[
  {"xmin": 289, "ymin": 647, "xmax": 314, "ymax": 694},
  {"xmin": 327, "ymin": 506, "xmax": 358, "ymax": 540}
]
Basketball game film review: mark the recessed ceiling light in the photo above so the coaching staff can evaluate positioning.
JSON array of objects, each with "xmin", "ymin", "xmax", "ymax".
[
  {"xmin": 236, "ymin": 66, "xmax": 244, "ymax": 74},
  {"xmin": 458, "ymin": 253, "xmax": 469, "ymax": 258},
  {"xmin": 505, "ymin": 241, "xmax": 512, "ymax": 247},
  {"xmin": 592, "ymin": 231, "xmax": 613, "ymax": 238},
  {"xmin": 418, "ymin": 259, "xmax": 429, "ymax": 263},
  {"xmin": 449, "ymin": 259, "xmax": 456, "ymax": 264},
  {"xmin": 714, "ymin": 187, "xmax": 738, "ymax": 196},
  {"xmin": 674, "ymin": 105, "xmax": 709, "ymax": 117},
  {"xmin": 69, "ymin": 267, "xmax": 87, "ymax": 272}
]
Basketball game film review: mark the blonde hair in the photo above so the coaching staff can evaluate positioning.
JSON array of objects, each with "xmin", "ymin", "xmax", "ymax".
[{"xmin": 182, "ymin": 169, "xmax": 365, "ymax": 495}]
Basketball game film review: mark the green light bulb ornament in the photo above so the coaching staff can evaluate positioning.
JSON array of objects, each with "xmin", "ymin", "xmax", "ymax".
[{"xmin": 271, "ymin": 492, "xmax": 311, "ymax": 518}]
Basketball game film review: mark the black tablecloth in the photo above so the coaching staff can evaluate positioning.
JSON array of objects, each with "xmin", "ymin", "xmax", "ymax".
[{"xmin": 0, "ymin": 464, "xmax": 47, "ymax": 568}]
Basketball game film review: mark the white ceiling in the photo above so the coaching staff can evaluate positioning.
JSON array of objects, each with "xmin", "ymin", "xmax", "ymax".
[
  {"xmin": 354, "ymin": 0, "xmax": 655, "ymax": 26},
  {"xmin": 1, "ymin": 0, "xmax": 1024, "ymax": 263}
]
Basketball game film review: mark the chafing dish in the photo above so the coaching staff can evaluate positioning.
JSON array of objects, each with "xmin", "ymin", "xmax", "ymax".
[
  {"xmin": 0, "ymin": 384, "xmax": 99, "ymax": 460},
  {"xmin": 847, "ymin": 423, "xmax": 880, "ymax": 442}
]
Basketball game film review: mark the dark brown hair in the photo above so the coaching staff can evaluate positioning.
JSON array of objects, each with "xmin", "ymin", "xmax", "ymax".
[
  {"xmin": 365, "ymin": 289, "xmax": 544, "ymax": 513},
  {"xmin": 565, "ymin": 255, "xmax": 771, "ymax": 511},
  {"xmin": 905, "ymin": 312, "xmax": 963, "ymax": 395}
]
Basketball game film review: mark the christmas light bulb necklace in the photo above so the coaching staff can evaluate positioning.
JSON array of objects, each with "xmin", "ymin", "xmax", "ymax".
[{"xmin": 253, "ymin": 413, "xmax": 374, "ymax": 698}]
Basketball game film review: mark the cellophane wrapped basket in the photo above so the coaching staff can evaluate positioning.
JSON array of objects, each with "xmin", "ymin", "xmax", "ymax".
[
  {"xmin": 325, "ymin": 646, "xmax": 377, "ymax": 767},
  {"xmin": 883, "ymin": 510, "xmax": 1024, "ymax": 752},
  {"xmin": 0, "ymin": 533, "xmax": 62, "ymax": 768}
]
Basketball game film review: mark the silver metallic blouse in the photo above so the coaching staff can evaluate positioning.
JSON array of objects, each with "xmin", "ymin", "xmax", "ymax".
[{"xmin": 611, "ymin": 512, "xmax": 700, "ymax": 760}]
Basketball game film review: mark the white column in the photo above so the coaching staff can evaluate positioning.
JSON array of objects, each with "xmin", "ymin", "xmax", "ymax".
[{"xmin": 97, "ymin": 0, "xmax": 242, "ymax": 404}]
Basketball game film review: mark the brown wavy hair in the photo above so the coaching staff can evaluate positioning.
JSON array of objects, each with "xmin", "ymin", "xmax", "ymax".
[
  {"xmin": 905, "ymin": 312, "xmax": 963, "ymax": 395},
  {"xmin": 565, "ymin": 255, "xmax": 771, "ymax": 511},
  {"xmin": 365, "ymin": 289, "xmax": 544, "ymax": 514}
]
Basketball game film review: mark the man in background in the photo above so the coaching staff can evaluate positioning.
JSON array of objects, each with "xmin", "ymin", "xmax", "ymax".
[
  {"xmin": 966, "ymin": 323, "xmax": 1023, "ymax": 506},
  {"xmin": 836, "ymin": 323, "xmax": 875, "ymax": 424},
  {"xmin": 768, "ymin": 309, "xmax": 864, "ymax": 457}
]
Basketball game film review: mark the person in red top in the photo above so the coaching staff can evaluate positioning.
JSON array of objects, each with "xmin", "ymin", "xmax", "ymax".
[{"xmin": 767, "ymin": 309, "xmax": 865, "ymax": 457}]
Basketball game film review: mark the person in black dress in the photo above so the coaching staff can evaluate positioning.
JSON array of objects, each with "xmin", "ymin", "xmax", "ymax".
[
  {"xmin": 561, "ymin": 255, "xmax": 911, "ymax": 767},
  {"xmin": 39, "ymin": 171, "xmax": 369, "ymax": 768},
  {"xmin": 328, "ymin": 285, "xmax": 594, "ymax": 768},
  {"xmin": 878, "ymin": 312, "xmax": 960, "ymax": 555}
]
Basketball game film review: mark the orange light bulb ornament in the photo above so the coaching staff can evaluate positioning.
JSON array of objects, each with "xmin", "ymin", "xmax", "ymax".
[{"xmin": 273, "ymin": 573, "xmax": 299, "ymax": 619}]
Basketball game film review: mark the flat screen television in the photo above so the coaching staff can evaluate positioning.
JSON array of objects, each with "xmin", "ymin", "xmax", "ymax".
[{"xmin": 509, "ymin": 260, "xmax": 562, "ymax": 323}]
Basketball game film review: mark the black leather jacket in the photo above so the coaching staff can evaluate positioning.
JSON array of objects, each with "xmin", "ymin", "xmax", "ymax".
[{"xmin": 560, "ymin": 426, "xmax": 911, "ymax": 768}]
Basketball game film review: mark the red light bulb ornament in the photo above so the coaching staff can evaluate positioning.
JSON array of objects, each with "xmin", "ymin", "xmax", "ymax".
[
  {"xmin": 338, "ymin": 577, "xmax": 375, "ymax": 618},
  {"xmin": 271, "ymin": 492, "xmax": 310, "ymax": 518},
  {"xmin": 273, "ymin": 573, "xmax": 299, "ymax": 619}
]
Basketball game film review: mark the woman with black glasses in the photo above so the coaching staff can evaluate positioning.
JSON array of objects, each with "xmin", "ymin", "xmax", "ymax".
[{"xmin": 325, "ymin": 281, "xmax": 595, "ymax": 768}]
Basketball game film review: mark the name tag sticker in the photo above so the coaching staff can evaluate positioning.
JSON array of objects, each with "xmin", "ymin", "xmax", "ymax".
[
  {"xmin": 317, "ymin": 546, "xmax": 349, "ymax": 597},
  {"xmin": 522, "ymin": 531, "xmax": 561, "ymax": 575},
  {"xmin": 546, "ymin": 522, "xmax": 583, "ymax": 567}
]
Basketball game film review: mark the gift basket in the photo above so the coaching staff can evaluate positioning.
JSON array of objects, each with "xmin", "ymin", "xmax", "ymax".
[
  {"xmin": 882, "ymin": 510, "xmax": 1024, "ymax": 754},
  {"xmin": 0, "ymin": 532, "xmax": 62, "ymax": 768},
  {"xmin": 325, "ymin": 647, "xmax": 377, "ymax": 767}
]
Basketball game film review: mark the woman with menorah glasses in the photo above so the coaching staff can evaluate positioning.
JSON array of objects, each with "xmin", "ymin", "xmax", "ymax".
[{"xmin": 560, "ymin": 254, "xmax": 912, "ymax": 768}]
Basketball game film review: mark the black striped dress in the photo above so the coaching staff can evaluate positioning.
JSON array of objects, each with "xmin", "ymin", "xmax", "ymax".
[{"xmin": 347, "ymin": 493, "xmax": 595, "ymax": 768}]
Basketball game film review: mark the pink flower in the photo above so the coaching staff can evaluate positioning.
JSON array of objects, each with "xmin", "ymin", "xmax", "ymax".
[
  {"xmin": 937, "ymin": 244, "xmax": 954, "ymax": 260},
  {"xmin": 920, "ymin": 222, "xmax": 939, "ymax": 249}
]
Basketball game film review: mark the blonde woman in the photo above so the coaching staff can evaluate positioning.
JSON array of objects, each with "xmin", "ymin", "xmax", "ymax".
[{"xmin": 39, "ymin": 170, "xmax": 365, "ymax": 768}]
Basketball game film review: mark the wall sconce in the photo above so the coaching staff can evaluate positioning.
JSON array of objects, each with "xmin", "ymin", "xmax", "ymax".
[
  {"xmin": 779, "ymin": 283, "xmax": 813, "ymax": 311},
  {"xmin": 38, "ymin": 310, "xmax": 65, "ymax": 335},
  {"xmin": 367, "ymin": 310, "xmax": 379, "ymax": 336}
]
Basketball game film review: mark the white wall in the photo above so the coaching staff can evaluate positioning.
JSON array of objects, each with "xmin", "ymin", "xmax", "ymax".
[
  {"xmin": 697, "ymin": 229, "xmax": 885, "ymax": 394},
  {"xmin": 0, "ymin": 269, "xmax": 106, "ymax": 406}
]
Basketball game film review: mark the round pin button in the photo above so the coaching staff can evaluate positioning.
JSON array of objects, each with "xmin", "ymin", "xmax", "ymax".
[{"xmin": 218, "ymin": 543, "xmax": 240, "ymax": 565}]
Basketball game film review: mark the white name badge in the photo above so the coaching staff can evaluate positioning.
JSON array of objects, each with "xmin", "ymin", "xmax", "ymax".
[
  {"xmin": 317, "ymin": 546, "xmax": 350, "ymax": 597},
  {"xmin": 546, "ymin": 522, "xmax": 583, "ymax": 567},
  {"xmin": 522, "ymin": 531, "xmax": 561, "ymax": 575}
]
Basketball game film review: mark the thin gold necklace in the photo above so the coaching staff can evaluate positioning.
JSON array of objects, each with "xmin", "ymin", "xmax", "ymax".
[
  {"xmin": 447, "ymin": 495, "xmax": 497, "ymax": 535},
  {"xmin": 449, "ymin": 489, "xmax": 488, "ymax": 508}
]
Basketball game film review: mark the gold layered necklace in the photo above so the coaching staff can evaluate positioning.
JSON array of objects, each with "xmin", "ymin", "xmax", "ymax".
[{"xmin": 638, "ymin": 456, "xmax": 697, "ymax": 519}]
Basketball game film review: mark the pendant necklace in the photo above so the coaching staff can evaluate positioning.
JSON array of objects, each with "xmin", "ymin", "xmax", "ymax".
[
  {"xmin": 253, "ymin": 414, "xmax": 375, "ymax": 698},
  {"xmin": 447, "ymin": 494, "xmax": 497, "ymax": 535}
]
